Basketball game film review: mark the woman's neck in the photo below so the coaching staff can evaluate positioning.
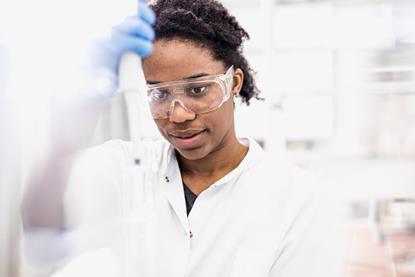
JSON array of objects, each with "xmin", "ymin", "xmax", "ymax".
[{"xmin": 177, "ymin": 134, "xmax": 248, "ymax": 192}]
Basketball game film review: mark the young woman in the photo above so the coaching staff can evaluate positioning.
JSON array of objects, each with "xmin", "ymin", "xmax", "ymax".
[{"xmin": 57, "ymin": 0, "xmax": 341, "ymax": 276}]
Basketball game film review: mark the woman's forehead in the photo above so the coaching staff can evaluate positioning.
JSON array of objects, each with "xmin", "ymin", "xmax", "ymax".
[{"xmin": 142, "ymin": 39, "xmax": 224, "ymax": 82}]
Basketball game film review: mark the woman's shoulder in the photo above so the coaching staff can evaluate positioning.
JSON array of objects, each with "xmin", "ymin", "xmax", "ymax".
[
  {"xmin": 242, "ymin": 142, "xmax": 318, "ymax": 212},
  {"xmin": 245, "ymin": 144, "xmax": 307, "ymax": 188}
]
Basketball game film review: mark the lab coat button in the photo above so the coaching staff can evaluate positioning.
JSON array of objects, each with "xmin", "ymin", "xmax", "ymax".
[{"xmin": 189, "ymin": 231, "xmax": 193, "ymax": 238}]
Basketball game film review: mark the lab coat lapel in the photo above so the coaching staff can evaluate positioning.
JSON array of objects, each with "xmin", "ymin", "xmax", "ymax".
[{"xmin": 161, "ymin": 153, "xmax": 190, "ymax": 234}]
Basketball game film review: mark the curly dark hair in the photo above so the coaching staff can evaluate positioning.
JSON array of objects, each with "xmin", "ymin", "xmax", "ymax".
[{"xmin": 149, "ymin": 0, "xmax": 262, "ymax": 105}]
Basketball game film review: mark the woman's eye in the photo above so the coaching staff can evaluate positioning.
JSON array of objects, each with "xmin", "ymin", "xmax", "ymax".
[
  {"xmin": 189, "ymin": 86, "xmax": 208, "ymax": 95},
  {"xmin": 152, "ymin": 90, "xmax": 169, "ymax": 101}
]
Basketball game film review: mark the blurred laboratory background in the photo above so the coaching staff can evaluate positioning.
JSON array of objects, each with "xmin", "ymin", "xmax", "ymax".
[{"xmin": 1, "ymin": 0, "xmax": 414, "ymax": 276}]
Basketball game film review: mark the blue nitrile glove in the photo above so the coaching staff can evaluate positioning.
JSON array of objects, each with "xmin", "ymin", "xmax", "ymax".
[
  {"xmin": 47, "ymin": 0, "xmax": 156, "ymax": 152},
  {"xmin": 89, "ymin": 0, "xmax": 156, "ymax": 97}
]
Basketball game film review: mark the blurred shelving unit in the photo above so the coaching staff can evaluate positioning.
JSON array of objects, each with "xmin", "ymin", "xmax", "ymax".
[{"xmin": 220, "ymin": 0, "xmax": 415, "ymax": 203}]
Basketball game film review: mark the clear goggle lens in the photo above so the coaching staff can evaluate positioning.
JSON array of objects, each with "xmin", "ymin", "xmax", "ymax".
[{"xmin": 146, "ymin": 66, "xmax": 234, "ymax": 119}]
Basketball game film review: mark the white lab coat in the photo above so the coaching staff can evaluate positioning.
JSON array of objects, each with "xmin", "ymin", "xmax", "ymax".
[{"xmin": 56, "ymin": 138, "xmax": 345, "ymax": 277}]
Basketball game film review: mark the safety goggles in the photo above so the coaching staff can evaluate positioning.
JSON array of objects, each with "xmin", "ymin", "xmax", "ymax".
[{"xmin": 146, "ymin": 66, "xmax": 234, "ymax": 119}]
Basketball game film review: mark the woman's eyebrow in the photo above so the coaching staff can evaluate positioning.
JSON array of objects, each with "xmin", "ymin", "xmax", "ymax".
[
  {"xmin": 146, "ymin": 72, "xmax": 211, "ymax": 85},
  {"xmin": 184, "ymin": 73, "xmax": 210, "ymax": 80}
]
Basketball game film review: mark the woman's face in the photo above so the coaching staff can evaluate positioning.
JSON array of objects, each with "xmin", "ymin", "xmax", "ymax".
[{"xmin": 142, "ymin": 39, "xmax": 243, "ymax": 161}]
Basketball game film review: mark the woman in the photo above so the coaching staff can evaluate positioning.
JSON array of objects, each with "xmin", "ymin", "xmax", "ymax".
[{"xmin": 58, "ymin": 0, "xmax": 341, "ymax": 276}]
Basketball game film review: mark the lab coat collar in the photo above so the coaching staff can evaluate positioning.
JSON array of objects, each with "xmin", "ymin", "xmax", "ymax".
[
  {"xmin": 211, "ymin": 137, "xmax": 263, "ymax": 187},
  {"xmin": 161, "ymin": 148, "xmax": 189, "ymax": 233},
  {"xmin": 164, "ymin": 137, "xmax": 263, "ymax": 186}
]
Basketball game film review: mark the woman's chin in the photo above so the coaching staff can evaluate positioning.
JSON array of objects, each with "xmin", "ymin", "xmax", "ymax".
[{"xmin": 174, "ymin": 145, "xmax": 210, "ymax": 161}]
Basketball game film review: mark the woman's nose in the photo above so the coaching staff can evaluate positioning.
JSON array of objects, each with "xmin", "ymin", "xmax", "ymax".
[{"xmin": 168, "ymin": 100, "xmax": 196, "ymax": 123}]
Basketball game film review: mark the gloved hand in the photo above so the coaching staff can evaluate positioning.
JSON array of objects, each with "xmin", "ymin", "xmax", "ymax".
[
  {"xmin": 51, "ymin": 0, "xmax": 156, "ymax": 151},
  {"xmin": 89, "ymin": 0, "xmax": 156, "ymax": 97}
]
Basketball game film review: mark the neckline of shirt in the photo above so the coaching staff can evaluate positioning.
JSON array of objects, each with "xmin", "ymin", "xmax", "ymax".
[{"xmin": 164, "ymin": 137, "xmax": 263, "ymax": 188}]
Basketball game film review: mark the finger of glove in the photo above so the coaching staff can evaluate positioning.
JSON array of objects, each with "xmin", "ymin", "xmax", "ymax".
[
  {"xmin": 138, "ymin": 1, "xmax": 156, "ymax": 25},
  {"xmin": 112, "ymin": 32, "xmax": 153, "ymax": 58},
  {"xmin": 115, "ymin": 16, "xmax": 155, "ymax": 41}
]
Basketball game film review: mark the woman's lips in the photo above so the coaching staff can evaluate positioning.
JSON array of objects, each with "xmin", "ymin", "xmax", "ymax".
[{"xmin": 170, "ymin": 130, "xmax": 206, "ymax": 148}]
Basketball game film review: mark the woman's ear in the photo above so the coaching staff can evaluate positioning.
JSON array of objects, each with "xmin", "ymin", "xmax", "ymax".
[{"xmin": 232, "ymin": 68, "xmax": 244, "ymax": 96}]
